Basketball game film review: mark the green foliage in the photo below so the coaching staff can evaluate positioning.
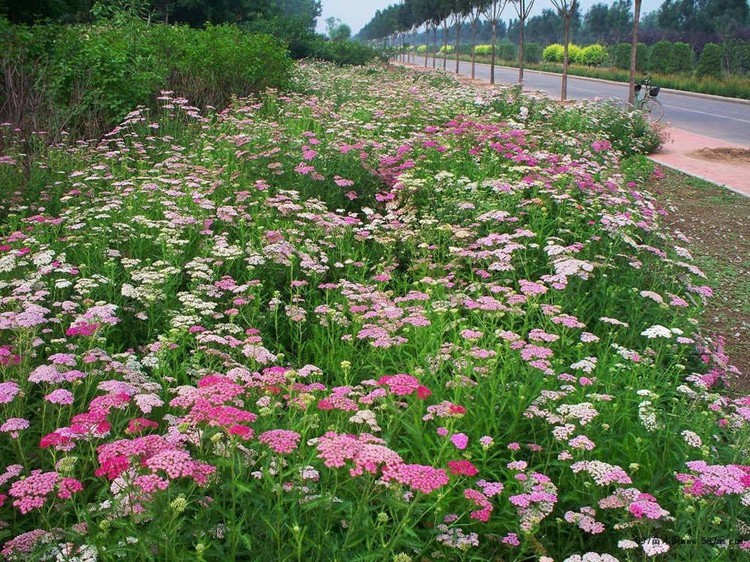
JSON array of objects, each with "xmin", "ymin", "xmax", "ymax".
[
  {"xmin": 580, "ymin": 44, "xmax": 607, "ymax": 66},
  {"xmin": 543, "ymin": 43, "xmax": 564, "ymax": 63},
  {"xmin": 417, "ymin": 44, "xmax": 428, "ymax": 54},
  {"xmin": 614, "ymin": 42, "xmax": 631, "ymax": 69},
  {"xmin": 310, "ymin": 39, "xmax": 382, "ymax": 66},
  {"xmin": 696, "ymin": 42, "xmax": 723, "ymax": 78},
  {"xmin": 497, "ymin": 42, "xmax": 516, "ymax": 61},
  {"xmin": 650, "ymin": 40, "xmax": 674, "ymax": 74},
  {"xmin": 438, "ymin": 44, "xmax": 454, "ymax": 54},
  {"xmin": 524, "ymin": 42, "xmax": 543, "ymax": 64},
  {"xmin": 613, "ymin": 42, "xmax": 648, "ymax": 71},
  {"xmin": 671, "ymin": 42, "xmax": 695, "ymax": 73},
  {"xmin": 724, "ymin": 38, "xmax": 750, "ymax": 74},
  {"xmin": 0, "ymin": 19, "xmax": 292, "ymax": 138},
  {"xmin": 567, "ymin": 43, "xmax": 583, "ymax": 64}
]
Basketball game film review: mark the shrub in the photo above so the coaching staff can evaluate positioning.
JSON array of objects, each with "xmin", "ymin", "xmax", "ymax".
[
  {"xmin": 580, "ymin": 44, "xmax": 607, "ymax": 66},
  {"xmin": 543, "ymin": 43, "xmax": 564, "ymax": 63},
  {"xmin": 613, "ymin": 42, "xmax": 648, "ymax": 72},
  {"xmin": 696, "ymin": 42, "xmax": 723, "ymax": 78},
  {"xmin": 649, "ymin": 40, "xmax": 674, "ymax": 74},
  {"xmin": 671, "ymin": 42, "xmax": 695, "ymax": 73},
  {"xmin": 311, "ymin": 40, "xmax": 382, "ymax": 66},
  {"xmin": 724, "ymin": 39, "xmax": 750, "ymax": 74},
  {"xmin": 497, "ymin": 42, "xmax": 516, "ymax": 61},
  {"xmin": 438, "ymin": 44, "xmax": 454, "ymax": 54},
  {"xmin": 474, "ymin": 44, "xmax": 492, "ymax": 55},
  {"xmin": 567, "ymin": 43, "xmax": 583, "ymax": 64},
  {"xmin": 417, "ymin": 44, "xmax": 428, "ymax": 53},
  {"xmin": 159, "ymin": 24, "xmax": 292, "ymax": 109},
  {"xmin": 614, "ymin": 42, "xmax": 631, "ymax": 69},
  {"xmin": 0, "ymin": 19, "xmax": 293, "ymax": 139},
  {"xmin": 524, "ymin": 42, "xmax": 543, "ymax": 63}
]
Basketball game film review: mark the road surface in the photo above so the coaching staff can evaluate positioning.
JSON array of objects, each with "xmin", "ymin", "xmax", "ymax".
[{"xmin": 411, "ymin": 56, "xmax": 750, "ymax": 146}]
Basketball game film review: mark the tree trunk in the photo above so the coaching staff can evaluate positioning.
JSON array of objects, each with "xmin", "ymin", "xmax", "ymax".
[
  {"xmin": 561, "ymin": 15, "xmax": 570, "ymax": 101},
  {"xmin": 518, "ymin": 19, "xmax": 525, "ymax": 84},
  {"xmin": 455, "ymin": 20, "xmax": 461, "ymax": 74},
  {"xmin": 433, "ymin": 26, "xmax": 437, "ymax": 68},
  {"xmin": 471, "ymin": 18, "xmax": 477, "ymax": 79},
  {"xmin": 425, "ymin": 23, "xmax": 429, "ymax": 67},
  {"xmin": 442, "ymin": 23, "xmax": 448, "ymax": 70},
  {"xmin": 491, "ymin": 20, "xmax": 497, "ymax": 84},
  {"xmin": 629, "ymin": 0, "xmax": 642, "ymax": 105}
]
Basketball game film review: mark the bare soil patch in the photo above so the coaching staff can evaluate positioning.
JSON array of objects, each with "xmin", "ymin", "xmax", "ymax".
[
  {"xmin": 688, "ymin": 147, "xmax": 750, "ymax": 164},
  {"xmin": 652, "ymin": 167, "xmax": 750, "ymax": 392}
]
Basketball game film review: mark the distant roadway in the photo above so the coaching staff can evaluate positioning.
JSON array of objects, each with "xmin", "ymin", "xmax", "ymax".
[{"xmin": 412, "ymin": 56, "xmax": 750, "ymax": 146}]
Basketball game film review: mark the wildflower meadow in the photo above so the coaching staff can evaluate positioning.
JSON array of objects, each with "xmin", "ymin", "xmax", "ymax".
[{"xmin": 0, "ymin": 62, "xmax": 747, "ymax": 561}]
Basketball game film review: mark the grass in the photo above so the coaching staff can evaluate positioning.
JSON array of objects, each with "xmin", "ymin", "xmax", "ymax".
[{"xmin": 650, "ymin": 167, "xmax": 750, "ymax": 388}]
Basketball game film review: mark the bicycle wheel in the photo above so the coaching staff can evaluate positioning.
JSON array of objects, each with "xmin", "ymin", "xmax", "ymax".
[{"xmin": 641, "ymin": 98, "xmax": 664, "ymax": 122}]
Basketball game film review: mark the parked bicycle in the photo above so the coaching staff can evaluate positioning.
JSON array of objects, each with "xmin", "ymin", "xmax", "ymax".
[{"xmin": 634, "ymin": 73, "xmax": 664, "ymax": 122}]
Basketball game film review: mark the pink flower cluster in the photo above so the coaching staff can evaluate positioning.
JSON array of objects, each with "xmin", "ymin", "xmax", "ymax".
[
  {"xmin": 377, "ymin": 374, "xmax": 431, "ymax": 399},
  {"xmin": 96, "ymin": 434, "xmax": 215, "ymax": 487},
  {"xmin": 464, "ymin": 488, "xmax": 493, "ymax": 522},
  {"xmin": 259, "ymin": 429, "xmax": 301, "ymax": 454},
  {"xmin": 8, "ymin": 470, "xmax": 83, "ymax": 514},
  {"xmin": 675, "ymin": 461, "xmax": 750, "ymax": 497},
  {"xmin": 508, "ymin": 472, "xmax": 558, "ymax": 531}
]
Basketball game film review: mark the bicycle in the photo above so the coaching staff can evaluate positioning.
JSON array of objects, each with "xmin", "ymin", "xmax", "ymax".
[{"xmin": 633, "ymin": 73, "xmax": 664, "ymax": 122}]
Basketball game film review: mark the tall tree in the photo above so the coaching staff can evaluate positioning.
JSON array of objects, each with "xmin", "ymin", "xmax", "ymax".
[
  {"xmin": 482, "ymin": 0, "xmax": 508, "ymax": 85},
  {"xmin": 551, "ymin": 0, "xmax": 577, "ymax": 101},
  {"xmin": 467, "ymin": 0, "xmax": 489, "ymax": 79},
  {"xmin": 510, "ymin": 0, "xmax": 536, "ymax": 84}
]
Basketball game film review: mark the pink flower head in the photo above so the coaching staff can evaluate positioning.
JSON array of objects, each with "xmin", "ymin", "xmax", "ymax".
[
  {"xmin": 259, "ymin": 430, "xmax": 301, "ymax": 454},
  {"xmin": 451, "ymin": 433, "xmax": 469, "ymax": 450},
  {"xmin": 0, "ymin": 381, "xmax": 20, "ymax": 404},
  {"xmin": 381, "ymin": 463, "xmax": 449, "ymax": 494},
  {"xmin": 448, "ymin": 460, "xmax": 479, "ymax": 476},
  {"xmin": 44, "ymin": 389, "xmax": 74, "ymax": 405},
  {"xmin": 464, "ymin": 488, "xmax": 493, "ymax": 522},
  {"xmin": 0, "ymin": 418, "xmax": 29, "ymax": 438},
  {"xmin": 378, "ymin": 374, "xmax": 420, "ymax": 396}
]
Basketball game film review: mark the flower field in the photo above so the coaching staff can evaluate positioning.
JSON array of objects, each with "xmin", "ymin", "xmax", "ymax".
[{"xmin": 0, "ymin": 62, "xmax": 747, "ymax": 561}]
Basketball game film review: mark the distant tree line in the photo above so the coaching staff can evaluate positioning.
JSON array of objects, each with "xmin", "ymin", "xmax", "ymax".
[
  {"xmin": 0, "ymin": 0, "xmax": 321, "ymax": 29},
  {"xmin": 359, "ymin": 0, "xmax": 750, "ymax": 52}
]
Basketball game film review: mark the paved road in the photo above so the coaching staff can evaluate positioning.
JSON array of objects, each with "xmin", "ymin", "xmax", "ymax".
[{"xmin": 410, "ymin": 56, "xmax": 750, "ymax": 146}]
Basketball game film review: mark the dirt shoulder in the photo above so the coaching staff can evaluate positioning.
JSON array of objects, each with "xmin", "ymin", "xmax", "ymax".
[{"xmin": 651, "ymin": 167, "xmax": 750, "ymax": 391}]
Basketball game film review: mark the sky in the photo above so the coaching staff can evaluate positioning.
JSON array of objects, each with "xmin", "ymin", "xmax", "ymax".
[{"xmin": 317, "ymin": 0, "xmax": 663, "ymax": 36}]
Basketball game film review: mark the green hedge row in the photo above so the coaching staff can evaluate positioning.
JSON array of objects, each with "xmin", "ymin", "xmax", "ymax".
[{"xmin": 0, "ymin": 15, "xmax": 293, "ymax": 138}]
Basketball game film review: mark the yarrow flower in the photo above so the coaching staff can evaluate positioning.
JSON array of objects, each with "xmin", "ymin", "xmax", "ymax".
[
  {"xmin": 447, "ymin": 460, "xmax": 478, "ymax": 476},
  {"xmin": 259, "ymin": 430, "xmax": 301, "ymax": 454}
]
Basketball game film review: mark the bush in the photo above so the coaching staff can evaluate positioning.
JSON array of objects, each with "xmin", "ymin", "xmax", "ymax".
[
  {"xmin": 580, "ymin": 44, "xmax": 607, "ymax": 66},
  {"xmin": 474, "ymin": 44, "xmax": 492, "ymax": 55},
  {"xmin": 614, "ymin": 42, "xmax": 631, "ymax": 69},
  {"xmin": 649, "ymin": 40, "xmax": 674, "ymax": 74},
  {"xmin": 671, "ymin": 42, "xmax": 695, "ymax": 73},
  {"xmin": 0, "ymin": 19, "xmax": 293, "ymax": 139},
  {"xmin": 724, "ymin": 39, "xmax": 750, "ymax": 74},
  {"xmin": 417, "ymin": 44, "xmax": 428, "ymax": 54},
  {"xmin": 497, "ymin": 42, "xmax": 516, "ymax": 61},
  {"xmin": 311, "ymin": 39, "xmax": 382, "ymax": 66},
  {"xmin": 438, "ymin": 44, "xmax": 454, "ymax": 54},
  {"xmin": 524, "ymin": 42, "xmax": 543, "ymax": 63},
  {"xmin": 567, "ymin": 43, "xmax": 583, "ymax": 64},
  {"xmin": 543, "ymin": 43, "xmax": 564, "ymax": 63},
  {"xmin": 613, "ymin": 42, "xmax": 648, "ymax": 72},
  {"xmin": 696, "ymin": 42, "xmax": 723, "ymax": 78}
]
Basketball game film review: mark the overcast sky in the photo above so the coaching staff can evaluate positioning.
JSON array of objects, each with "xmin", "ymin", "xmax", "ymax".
[{"xmin": 318, "ymin": 0, "xmax": 663, "ymax": 35}]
